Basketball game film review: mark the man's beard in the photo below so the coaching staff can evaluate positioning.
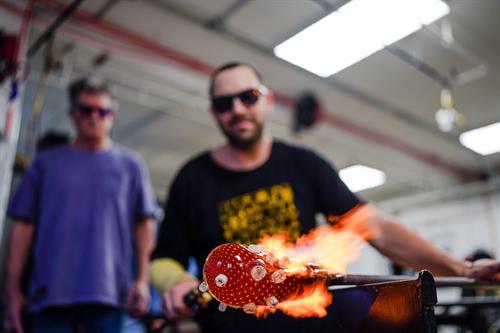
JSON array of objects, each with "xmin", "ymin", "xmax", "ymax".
[{"xmin": 219, "ymin": 115, "xmax": 263, "ymax": 151}]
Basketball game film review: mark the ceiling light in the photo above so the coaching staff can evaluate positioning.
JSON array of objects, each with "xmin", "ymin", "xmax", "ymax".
[
  {"xmin": 339, "ymin": 164, "xmax": 386, "ymax": 192},
  {"xmin": 435, "ymin": 108, "xmax": 458, "ymax": 132},
  {"xmin": 459, "ymin": 122, "xmax": 500, "ymax": 156},
  {"xmin": 274, "ymin": 0, "xmax": 449, "ymax": 77}
]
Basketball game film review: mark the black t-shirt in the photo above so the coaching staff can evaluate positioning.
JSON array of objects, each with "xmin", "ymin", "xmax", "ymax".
[{"xmin": 153, "ymin": 140, "xmax": 362, "ymax": 332}]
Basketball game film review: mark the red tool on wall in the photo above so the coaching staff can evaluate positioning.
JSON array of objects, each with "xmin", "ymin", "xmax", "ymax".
[{"xmin": 0, "ymin": 31, "xmax": 18, "ymax": 85}]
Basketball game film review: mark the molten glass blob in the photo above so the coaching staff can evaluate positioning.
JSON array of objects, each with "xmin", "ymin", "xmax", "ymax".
[{"xmin": 202, "ymin": 243, "xmax": 321, "ymax": 310}]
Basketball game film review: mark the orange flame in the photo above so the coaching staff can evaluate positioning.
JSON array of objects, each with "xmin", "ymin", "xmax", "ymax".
[
  {"xmin": 256, "ymin": 282, "xmax": 332, "ymax": 318},
  {"xmin": 255, "ymin": 204, "xmax": 376, "ymax": 318},
  {"xmin": 277, "ymin": 282, "xmax": 333, "ymax": 318}
]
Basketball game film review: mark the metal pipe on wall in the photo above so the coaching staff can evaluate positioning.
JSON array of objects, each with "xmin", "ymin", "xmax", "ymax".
[{"xmin": 0, "ymin": 0, "xmax": 35, "ymax": 267}]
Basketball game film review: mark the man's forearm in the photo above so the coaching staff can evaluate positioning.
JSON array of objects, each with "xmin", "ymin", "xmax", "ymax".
[
  {"xmin": 135, "ymin": 218, "xmax": 156, "ymax": 283},
  {"xmin": 6, "ymin": 221, "xmax": 35, "ymax": 292},
  {"xmin": 369, "ymin": 214, "xmax": 467, "ymax": 276}
]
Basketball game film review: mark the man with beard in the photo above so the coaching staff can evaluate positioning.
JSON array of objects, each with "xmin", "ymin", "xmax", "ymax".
[{"xmin": 151, "ymin": 62, "xmax": 500, "ymax": 333}]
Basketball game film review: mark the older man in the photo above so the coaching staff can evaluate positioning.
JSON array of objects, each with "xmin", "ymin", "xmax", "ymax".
[{"xmin": 5, "ymin": 78, "xmax": 157, "ymax": 333}]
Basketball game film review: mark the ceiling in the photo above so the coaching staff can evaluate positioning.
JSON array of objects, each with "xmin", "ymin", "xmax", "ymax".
[{"xmin": 2, "ymin": 0, "xmax": 500, "ymax": 202}]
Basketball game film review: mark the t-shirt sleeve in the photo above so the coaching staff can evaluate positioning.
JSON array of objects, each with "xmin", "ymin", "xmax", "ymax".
[
  {"xmin": 152, "ymin": 169, "xmax": 192, "ymax": 269},
  {"xmin": 7, "ymin": 157, "xmax": 42, "ymax": 222},
  {"xmin": 310, "ymin": 151, "xmax": 364, "ymax": 218},
  {"xmin": 133, "ymin": 157, "xmax": 158, "ymax": 221}
]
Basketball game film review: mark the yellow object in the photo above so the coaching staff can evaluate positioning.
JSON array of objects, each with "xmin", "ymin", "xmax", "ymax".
[
  {"xmin": 150, "ymin": 258, "xmax": 198, "ymax": 293},
  {"xmin": 440, "ymin": 87, "xmax": 454, "ymax": 109}
]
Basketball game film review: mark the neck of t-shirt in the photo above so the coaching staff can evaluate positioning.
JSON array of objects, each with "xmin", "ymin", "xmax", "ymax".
[
  {"xmin": 212, "ymin": 135, "xmax": 273, "ymax": 172},
  {"xmin": 72, "ymin": 136, "xmax": 112, "ymax": 152}
]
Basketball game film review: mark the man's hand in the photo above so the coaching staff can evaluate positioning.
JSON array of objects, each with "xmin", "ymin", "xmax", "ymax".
[
  {"xmin": 4, "ymin": 289, "xmax": 26, "ymax": 333},
  {"xmin": 162, "ymin": 279, "xmax": 199, "ymax": 321},
  {"xmin": 463, "ymin": 259, "xmax": 500, "ymax": 281},
  {"xmin": 127, "ymin": 280, "xmax": 151, "ymax": 318}
]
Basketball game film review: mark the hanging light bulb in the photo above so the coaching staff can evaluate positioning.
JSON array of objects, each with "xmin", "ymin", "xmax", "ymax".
[
  {"xmin": 435, "ymin": 107, "xmax": 457, "ymax": 132},
  {"xmin": 435, "ymin": 86, "xmax": 465, "ymax": 132}
]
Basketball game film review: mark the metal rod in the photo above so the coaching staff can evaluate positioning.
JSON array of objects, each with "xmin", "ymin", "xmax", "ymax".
[
  {"xmin": 327, "ymin": 274, "xmax": 499, "ymax": 288},
  {"xmin": 385, "ymin": 45, "xmax": 450, "ymax": 87},
  {"xmin": 437, "ymin": 296, "xmax": 500, "ymax": 308},
  {"xmin": 433, "ymin": 276, "xmax": 495, "ymax": 288},
  {"xmin": 327, "ymin": 274, "xmax": 410, "ymax": 285},
  {"xmin": 27, "ymin": 0, "xmax": 85, "ymax": 59}
]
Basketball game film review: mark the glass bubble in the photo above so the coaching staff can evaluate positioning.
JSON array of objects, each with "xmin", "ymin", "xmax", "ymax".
[
  {"xmin": 218, "ymin": 302, "xmax": 227, "ymax": 312},
  {"xmin": 278, "ymin": 256, "xmax": 290, "ymax": 269},
  {"xmin": 264, "ymin": 253, "xmax": 276, "ymax": 265},
  {"xmin": 243, "ymin": 303, "xmax": 257, "ymax": 314},
  {"xmin": 248, "ymin": 244, "xmax": 263, "ymax": 254},
  {"xmin": 250, "ymin": 265, "xmax": 267, "ymax": 281},
  {"xmin": 266, "ymin": 296, "xmax": 279, "ymax": 309},
  {"xmin": 198, "ymin": 281, "xmax": 208, "ymax": 292},
  {"xmin": 215, "ymin": 274, "xmax": 228, "ymax": 287},
  {"xmin": 271, "ymin": 270, "xmax": 286, "ymax": 284}
]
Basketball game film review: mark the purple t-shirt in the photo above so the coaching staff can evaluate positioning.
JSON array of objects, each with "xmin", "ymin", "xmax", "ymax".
[{"xmin": 8, "ymin": 144, "xmax": 157, "ymax": 312}]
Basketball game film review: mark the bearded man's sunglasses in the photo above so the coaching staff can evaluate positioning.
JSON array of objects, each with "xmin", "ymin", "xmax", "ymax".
[{"xmin": 211, "ymin": 85, "xmax": 268, "ymax": 114}]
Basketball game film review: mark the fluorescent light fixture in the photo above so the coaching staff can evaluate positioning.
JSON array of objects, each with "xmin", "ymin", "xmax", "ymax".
[
  {"xmin": 339, "ymin": 164, "xmax": 386, "ymax": 192},
  {"xmin": 274, "ymin": 0, "xmax": 449, "ymax": 77},
  {"xmin": 459, "ymin": 122, "xmax": 500, "ymax": 156}
]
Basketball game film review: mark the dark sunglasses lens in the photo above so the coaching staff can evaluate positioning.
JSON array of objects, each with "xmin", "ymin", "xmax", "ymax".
[
  {"xmin": 238, "ymin": 90, "xmax": 259, "ymax": 105},
  {"xmin": 212, "ymin": 96, "xmax": 233, "ymax": 113},
  {"xmin": 77, "ymin": 105, "xmax": 112, "ymax": 118},
  {"xmin": 77, "ymin": 105, "xmax": 94, "ymax": 116},
  {"xmin": 212, "ymin": 88, "xmax": 262, "ymax": 113},
  {"xmin": 97, "ymin": 108, "xmax": 112, "ymax": 117}
]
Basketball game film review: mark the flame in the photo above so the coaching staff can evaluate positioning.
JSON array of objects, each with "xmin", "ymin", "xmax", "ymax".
[
  {"xmin": 256, "ymin": 282, "xmax": 332, "ymax": 318},
  {"xmin": 255, "ymin": 204, "xmax": 376, "ymax": 318},
  {"xmin": 277, "ymin": 282, "xmax": 333, "ymax": 318},
  {"xmin": 259, "ymin": 204, "xmax": 376, "ymax": 275}
]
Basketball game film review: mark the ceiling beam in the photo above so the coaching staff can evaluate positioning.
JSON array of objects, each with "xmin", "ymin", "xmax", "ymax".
[
  {"xmin": 146, "ymin": 0, "xmax": 487, "ymax": 163},
  {"xmin": 1, "ymin": 0, "xmax": 486, "ymax": 181},
  {"xmin": 149, "ymin": 0, "xmax": 497, "ymax": 179},
  {"xmin": 27, "ymin": 0, "xmax": 84, "ymax": 59},
  {"xmin": 205, "ymin": 0, "xmax": 250, "ymax": 29}
]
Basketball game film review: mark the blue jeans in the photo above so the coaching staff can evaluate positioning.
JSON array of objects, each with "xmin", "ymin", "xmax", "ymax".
[{"xmin": 31, "ymin": 304, "xmax": 125, "ymax": 333}]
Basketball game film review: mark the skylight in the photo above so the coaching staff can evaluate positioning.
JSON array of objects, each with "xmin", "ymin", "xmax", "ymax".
[
  {"xmin": 339, "ymin": 164, "xmax": 386, "ymax": 192},
  {"xmin": 274, "ymin": 0, "xmax": 450, "ymax": 77},
  {"xmin": 459, "ymin": 122, "xmax": 500, "ymax": 156}
]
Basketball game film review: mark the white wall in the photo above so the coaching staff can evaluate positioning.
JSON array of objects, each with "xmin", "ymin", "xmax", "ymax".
[
  {"xmin": 395, "ymin": 192, "xmax": 500, "ymax": 261},
  {"xmin": 348, "ymin": 180, "xmax": 500, "ymax": 276},
  {"xmin": 385, "ymin": 182, "xmax": 500, "ymax": 261}
]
